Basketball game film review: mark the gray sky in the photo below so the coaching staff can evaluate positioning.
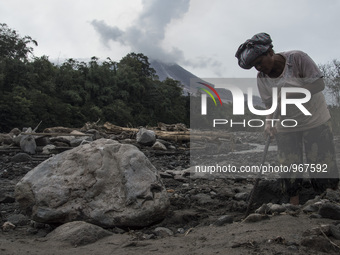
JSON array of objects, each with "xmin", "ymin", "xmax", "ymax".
[{"xmin": 1, "ymin": 0, "xmax": 340, "ymax": 78}]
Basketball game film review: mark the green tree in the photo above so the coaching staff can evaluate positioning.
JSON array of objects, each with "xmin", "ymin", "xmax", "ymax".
[{"xmin": 0, "ymin": 23, "xmax": 37, "ymax": 61}]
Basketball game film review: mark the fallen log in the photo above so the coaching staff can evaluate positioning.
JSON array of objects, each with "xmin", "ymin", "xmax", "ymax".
[
  {"xmin": 103, "ymin": 122, "xmax": 233, "ymax": 142},
  {"xmin": 28, "ymin": 122, "xmax": 233, "ymax": 144}
]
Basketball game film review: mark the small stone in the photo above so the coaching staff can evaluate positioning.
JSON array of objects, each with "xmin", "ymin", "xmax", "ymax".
[
  {"xmin": 2, "ymin": 221, "xmax": 16, "ymax": 231},
  {"xmin": 7, "ymin": 214, "xmax": 29, "ymax": 226},
  {"xmin": 177, "ymin": 228, "xmax": 185, "ymax": 234},
  {"xmin": 301, "ymin": 236, "xmax": 335, "ymax": 253},
  {"xmin": 30, "ymin": 221, "xmax": 46, "ymax": 229},
  {"xmin": 47, "ymin": 221, "xmax": 112, "ymax": 246},
  {"xmin": 330, "ymin": 224, "xmax": 340, "ymax": 240},
  {"xmin": 120, "ymin": 139, "xmax": 134, "ymax": 144},
  {"xmin": 142, "ymin": 233, "xmax": 155, "ymax": 240},
  {"xmin": 11, "ymin": 153, "xmax": 32, "ymax": 163},
  {"xmin": 302, "ymin": 204, "xmax": 319, "ymax": 213},
  {"xmin": 309, "ymin": 213, "xmax": 322, "ymax": 219},
  {"xmin": 213, "ymin": 215, "xmax": 233, "ymax": 226},
  {"xmin": 136, "ymin": 128, "xmax": 156, "ymax": 146},
  {"xmin": 234, "ymin": 192, "xmax": 248, "ymax": 201},
  {"xmin": 70, "ymin": 137, "xmax": 92, "ymax": 147},
  {"xmin": 20, "ymin": 135, "xmax": 36, "ymax": 154},
  {"xmin": 42, "ymin": 144, "xmax": 56, "ymax": 154},
  {"xmin": 287, "ymin": 245, "xmax": 299, "ymax": 251},
  {"xmin": 26, "ymin": 227, "xmax": 39, "ymax": 235},
  {"xmin": 159, "ymin": 172, "xmax": 173, "ymax": 178},
  {"xmin": 304, "ymin": 224, "xmax": 331, "ymax": 236},
  {"xmin": 152, "ymin": 141, "xmax": 167, "ymax": 151},
  {"xmin": 173, "ymin": 175, "xmax": 187, "ymax": 182},
  {"xmin": 192, "ymin": 193, "xmax": 213, "ymax": 205},
  {"xmin": 154, "ymin": 227, "xmax": 174, "ymax": 237},
  {"xmin": 255, "ymin": 204, "xmax": 270, "ymax": 214},
  {"xmin": 244, "ymin": 213, "xmax": 269, "ymax": 223},
  {"xmin": 0, "ymin": 134, "xmax": 13, "ymax": 145},
  {"xmin": 324, "ymin": 188, "xmax": 340, "ymax": 203},
  {"xmin": 35, "ymin": 137, "xmax": 50, "ymax": 146},
  {"xmin": 269, "ymin": 204, "xmax": 286, "ymax": 214},
  {"xmin": 319, "ymin": 203, "xmax": 340, "ymax": 220},
  {"xmin": 0, "ymin": 194, "xmax": 15, "ymax": 204},
  {"xmin": 112, "ymin": 227, "xmax": 126, "ymax": 234}
]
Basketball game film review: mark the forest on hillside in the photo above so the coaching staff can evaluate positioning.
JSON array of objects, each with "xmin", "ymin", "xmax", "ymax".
[
  {"xmin": 1, "ymin": 23, "xmax": 340, "ymax": 133},
  {"xmin": 0, "ymin": 23, "xmax": 190, "ymax": 132}
]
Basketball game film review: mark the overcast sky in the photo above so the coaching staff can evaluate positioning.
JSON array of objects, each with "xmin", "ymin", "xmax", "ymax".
[{"xmin": 2, "ymin": 0, "xmax": 340, "ymax": 78}]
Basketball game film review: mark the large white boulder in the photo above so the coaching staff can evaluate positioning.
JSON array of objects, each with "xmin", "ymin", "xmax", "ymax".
[{"xmin": 15, "ymin": 139, "xmax": 169, "ymax": 227}]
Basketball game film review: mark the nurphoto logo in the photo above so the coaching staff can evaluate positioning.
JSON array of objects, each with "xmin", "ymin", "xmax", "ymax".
[{"xmin": 196, "ymin": 79, "xmax": 312, "ymax": 128}]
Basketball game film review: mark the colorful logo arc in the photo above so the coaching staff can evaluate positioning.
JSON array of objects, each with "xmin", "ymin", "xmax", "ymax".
[{"xmin": 197, "ymin": 82, "xmax": 223, "ymax": 106}]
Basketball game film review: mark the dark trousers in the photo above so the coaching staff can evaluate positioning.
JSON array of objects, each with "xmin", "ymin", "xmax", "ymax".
[{"xmin": 276, "ymin": 120, "xmax": 339, "ymax": 197}]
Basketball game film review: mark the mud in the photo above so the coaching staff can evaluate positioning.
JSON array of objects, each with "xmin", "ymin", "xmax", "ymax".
[{"xmin": 1, "ymin": 131, "xmax": 340, "ymax": 255}]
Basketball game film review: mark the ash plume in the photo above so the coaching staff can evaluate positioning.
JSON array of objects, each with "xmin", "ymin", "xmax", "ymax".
[{"xmin": 91, "ymin": 0, "xmax": 221, "ymax": 69}]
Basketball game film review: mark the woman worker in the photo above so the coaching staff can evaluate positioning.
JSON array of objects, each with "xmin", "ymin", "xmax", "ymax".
[{"xmin": 235, "ymin": 32, "xmax": 339, "ymax": 205}]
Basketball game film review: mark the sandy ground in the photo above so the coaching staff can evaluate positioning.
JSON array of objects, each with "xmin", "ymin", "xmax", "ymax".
[
  {"xmin": 1, "ymin": 213, "xmax": 340, "ymax": 255},
  {"xmin": 1, "ymin": 131, "xmax": 340, "ymax": 255}
]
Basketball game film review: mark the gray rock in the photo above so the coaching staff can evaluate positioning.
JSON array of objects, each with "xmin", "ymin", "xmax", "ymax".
[
  {"xmin": 287, "ymin": 245, "xmax": 299, "ymax": 251},
  {"xmin": 318, "ymin": 203, "xmax": 340, "ymax": 220},
  {"xmin": 2, "ymin": 221, "xmax": 16, "ymax": 231},
  {"xmin": 0, "ymin": 134, "xmax": 13, "ymax": 145},
  {"xmin": 255, "ymin": 204, "xmax": 270, "ymax": 214},
  {"xmin": 302, "ymin": 204, "xmax": 319, "ymax": 213},
  {"xmin": 159, "ymin": 172, "xmax": 173, "ymax": 178},
  {"xmin": 50, "ymin": 136, "xmax": 73, "ymax": 145},
  {"xmin": 15, "ymin": 139, "xmax": 169, "ymax": 228},
  {"xmin": 85, "ymin": 129, "xmax": 103, "ymax": 140},
  {"xmin": 282, "ymin": 203, "xmax": 300, "ymax": 212},
  {"xmin": 168, "ymin": 145, "xmax": 176, "ymax": 150},
  {"xmin": 12, "ymin": 134, "xmax": 23, "ymax": 146},
  {"xmin": 42, "ymin": 144, "xmax": 56, "ymax": 154},
  {"xmin": 234, "ymin": 192, "xmax": 248, "ymax": 201},
  {"xmin": 301, "ymin": 236, "xmax": 335, "ymax": 253},
  {"xmin": 303, "ymin": 224, "xmax": 332, "ymax": 236},
  {"xmin": 35, "ymin": 137, "xmax": 50, "ymax": 146},
  {"xmin": 154, "ymin": 227, "xmax": 173, "ymax": 237},
  {"xmin": 136, "ymin": 128, "xmax": 156, "ymax": 146},
  {"xmin": 9, "ymin": 128, "xmax": 21, "ymax": 137},
  {"xmin": 7, "ymin": 214, "xmax": 29, "ymax": 226},
  {"xmin": 0, "ymin": 194, "xmax": 15, "ymax": 203},
  {"xmin": 11, "ymin": 153, "xmax": 32, "ymax": 163},
  {"xmin": 47, "ymin": 221, "xmax": 112, "ymax": 246},
  {"xmin": 213, "ymin": 215, "xmax": 233, "ymax": 226},
  {"xmin": 309, "ymin": 213, "xmax": 322, "ymax": 219},
  {"xmin": 177, "ymin": 228, "xmax": 185, "ymax": 234},
  {"xmin": 330, "ymin": 224, "xmax": 340, "ymax": 240},
  {"xmin": 269, "ymin": 204, "xmax": 286, "ymax": 214},
  {"xmin": 20, "ymin": 135, "xmax": 36, "ymax": 154},
  {"xmin": 244, "ymin": 213, "xmax": 269, "ymax": 223},
  {"xmin": 152, "ymin": 141, "xmax": 167, "ymax": 150},
  {"xmin": 192, "ymin": 193, "xmax": 213, "ymax": 205},
  {"xmin": 173, "ymin": 175, "xmax": 187, "ymax": 182},
  {"xmin": 324, "ymin": 188, "xmax": 340, "ymax": 203},
  {"xmin": 70, "ymin": 137, "xmax": 92, "ymax": 147}
]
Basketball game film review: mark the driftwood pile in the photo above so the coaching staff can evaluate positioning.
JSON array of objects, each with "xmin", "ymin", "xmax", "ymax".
[{"xmin": 0, "ymin": 121, "xmax": 234, "ymax": 155}]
